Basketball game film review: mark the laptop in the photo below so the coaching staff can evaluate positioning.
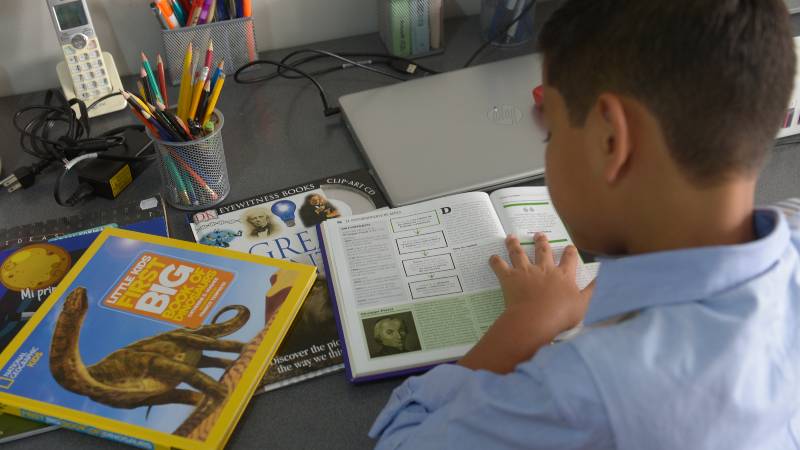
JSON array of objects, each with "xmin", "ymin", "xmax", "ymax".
[{"xmin": 339, "ymin": 53, "xmax": 547, "ymax": 207}]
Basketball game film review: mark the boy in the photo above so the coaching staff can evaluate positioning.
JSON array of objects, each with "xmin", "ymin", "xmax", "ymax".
[{"xmin": 369, "ymin": 0, "xmax": 800, "ymax": 449}]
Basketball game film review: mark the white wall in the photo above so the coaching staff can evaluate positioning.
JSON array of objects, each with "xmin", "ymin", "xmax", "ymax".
[{"xmin": 0, "ymin": 0, "xmax": 480, "ymax": 97}]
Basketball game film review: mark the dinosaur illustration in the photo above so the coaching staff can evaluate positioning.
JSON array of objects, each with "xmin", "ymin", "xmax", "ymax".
[
  {"xmin": 175, "ymin": 269, "xmax": 298, "ymax": 439},
  {"xmin": 49, "ymin": 287, "xmax": 250, "ymax": 410}
]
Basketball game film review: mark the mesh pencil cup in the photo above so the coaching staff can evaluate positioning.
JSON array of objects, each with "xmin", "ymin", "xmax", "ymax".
[
  {"xmin": 146, "ymin": 110, "xmax": 230, "ymax": 210},
  {"xmin": 161, "ymin": 17, "xmax": 258, "ymax": 85}
]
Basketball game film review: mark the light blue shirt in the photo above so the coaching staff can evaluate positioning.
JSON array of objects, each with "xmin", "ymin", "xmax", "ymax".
[{"xmin": 369, "ymin": 209, "xmax": 800, "ymax": 450}]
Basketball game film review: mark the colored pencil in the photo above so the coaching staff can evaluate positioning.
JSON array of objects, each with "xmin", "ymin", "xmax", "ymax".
[
  {"xmin": 141, "ymin": 52, "xmax": 164, "ymax": 105},
  {"xmin": 210, "ymin": 60, "xmax": 224, "ymax": 90},
  {"xmin": 188, "ymin": 66, "xmax": 209, "ymax": 120},
  {"xmin": 195, "ymin": 79, "xmax": 211, "ymax": 122},
  {"xmin": 177, "ymin": 42, "xmax": 193, "ymax": 120},
  {"xmin": 140, "ymin": 69, "xmax": 158, "ymax": 106},
  {"xmin": 156, "ymin": 54, "xmax": 168, "ymax": 107},
  {"xmin": 202, "ymin": 72, "xmax": 224, "ymax": 125},
  {"xmin": 204, "ymin": 40, "xmax": 214, "ymax": 71}
]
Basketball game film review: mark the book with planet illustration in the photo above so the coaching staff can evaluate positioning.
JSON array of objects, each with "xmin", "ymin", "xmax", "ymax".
[
  {"xmin": 0, "ymin": 228, "xmax": 316, "ymax": 449},
  {"xmin": 0, "ymin": 200, "xmax": 169, "ymax": 444},
  {"xmin": 188, "ymin": 169, "xmax": 388, "ymax": 392}
]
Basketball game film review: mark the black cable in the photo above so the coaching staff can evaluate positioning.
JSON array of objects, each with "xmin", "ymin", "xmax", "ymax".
[
  {"xmin": 9, "ymin": 89, "xmax": 152, "ymax": 205},
  {"xmin": 235, "ymin": 59, "xmax": 343, "ymax": 116},
  {"xmin": 464, "ymin": 0, "xmax": 538, "ymax": 68},
  {"xmin": 277, "ymin": 50, "xmax": 439, "ymax": 79},
  {"xmin": 235, "ymin": 49, "xmax": 440, "ymax": 117}
]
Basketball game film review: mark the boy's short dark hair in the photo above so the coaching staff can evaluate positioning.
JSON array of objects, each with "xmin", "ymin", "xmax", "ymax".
[{"xmin": 539, "ymin": 0, "xmax": 795, "ymax": 184}]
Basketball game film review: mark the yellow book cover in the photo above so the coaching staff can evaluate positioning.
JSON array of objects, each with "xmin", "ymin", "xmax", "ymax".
[{"xmin": 0, "ymin": 228, "xmax": 316, "ymax": 449}]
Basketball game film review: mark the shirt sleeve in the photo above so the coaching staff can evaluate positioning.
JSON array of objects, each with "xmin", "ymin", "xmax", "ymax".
[{"xmin": 368, "ymin": 342, "xmax": 615, "ymax": 450}]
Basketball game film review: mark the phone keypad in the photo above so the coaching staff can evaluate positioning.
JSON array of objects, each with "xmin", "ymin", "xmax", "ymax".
[{"xmin": 63, "ymin": 38, "xmax": 113, "ymax": 102}]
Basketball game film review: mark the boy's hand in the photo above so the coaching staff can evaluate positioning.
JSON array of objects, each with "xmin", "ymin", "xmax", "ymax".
[
  {"xmin": 490, "ymin": 233, "xmax": 594, "ymax": 340},
  {"xmin": 458, "ymin": 234, "xmax": 594, "ymax": 374}
]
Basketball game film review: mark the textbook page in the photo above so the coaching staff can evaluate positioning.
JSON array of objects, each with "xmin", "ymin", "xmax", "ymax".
[
  {"xmin": 321, "ymin": 192, "xmax": 510, "ymax": 378},
  {"xmin": 489, "ymin": 186, "xmax": 599, "ymax": 289}
]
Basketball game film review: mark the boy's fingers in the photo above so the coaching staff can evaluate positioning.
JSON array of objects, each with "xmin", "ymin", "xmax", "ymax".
[
  {"xmin": 506, "ymin": 235, "xmax": 529, "ymax": 268},
  {"xmin": 580, "ymin": 279, "xmax": 596, "ymax": 303},
  {"xmin": 533, "ymin": 233, "xmax": 554, "ymax": 267},
  {"xmin": 489, "ymin": 254, "xmax": 510, "ymax": 276},
  {"xmin": 559, "ymin": 245, "xmax": 579, "ymax": 279}
]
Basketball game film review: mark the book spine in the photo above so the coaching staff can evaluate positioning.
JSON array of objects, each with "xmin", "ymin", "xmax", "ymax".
[
  {"xmin": 410, "ymin": 0, "xmax": 430, "ymax": 55},
  {"xmin": 316, "ymin": 224, "xmax": 356, "ymax": 382},
  {"xmin": 429, "ymin": 0, "xmax": 443, "ymax": 49},
  {"xmin": 389, "ymin": 0, "xmax": 412, "ymax": 57},
  {"xmin": 0, "ymin": 401, "xmax": 159, "ymax": 449}
]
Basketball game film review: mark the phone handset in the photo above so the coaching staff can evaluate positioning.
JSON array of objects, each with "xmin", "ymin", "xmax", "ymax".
[{"xmin": 46, "ymin": 0, "xmax": 127, "ymax": 117}]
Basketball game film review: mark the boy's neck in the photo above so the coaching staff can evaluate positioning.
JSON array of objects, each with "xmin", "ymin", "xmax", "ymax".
[{"xmin": 622, "ymin": 179, "xmax": 757, "ymax": 255}]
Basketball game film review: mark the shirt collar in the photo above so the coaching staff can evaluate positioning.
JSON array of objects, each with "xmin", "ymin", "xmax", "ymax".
[{"xmin": 584, "ymin": 209, "xmax": 791, "ymax": 325}]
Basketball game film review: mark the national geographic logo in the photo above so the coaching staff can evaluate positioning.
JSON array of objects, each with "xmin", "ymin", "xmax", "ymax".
[{"xmin": 487, "ymin": 105, "xmax": 523, "ymax": 125}]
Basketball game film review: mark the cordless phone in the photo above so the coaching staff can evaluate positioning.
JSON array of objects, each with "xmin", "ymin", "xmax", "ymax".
[{"xmin": 46, "ymin": 0, "xmax": 126, "ymax": 117}]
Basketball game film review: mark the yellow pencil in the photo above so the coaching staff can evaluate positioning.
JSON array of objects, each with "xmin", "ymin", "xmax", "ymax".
[
  {"xmin": 188, "ymin": 66, "xmax": 209, "ymax": 122},
  {"xmin": 177, "ymin": 42, "xmax": 193, "ymax": 120},
  {"xmin": 137, "ymin": 80, "xmax": 148, "ymax": 105},
  {"xmin": 202, "ymin": 72, "xmax": 225, "ymax": 125},
  {"xmin": 131, "ymin": 86, "xmax": 153, "ymax": 114}
]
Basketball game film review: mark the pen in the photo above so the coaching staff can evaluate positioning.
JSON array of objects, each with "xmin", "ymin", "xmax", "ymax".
[
  {"xmin": 198, "ymin": 0, "xmax": 213, "ymax": 24},
  {"xmin": 207, "ymin": 0, "xmax": 217, "ymax": 22},
  {"xmin": 188, "ymin": 0, "xmax": 204, "ymax": 26},
  {"xmin": 168, "ymin": 0, "xmax": 187, "ymax": 25},
  {"xmin": 155, "ymin": 0, "xmax": 180, "ymax": 29},
  {"xmin": 149, "ymin": 2, "xmax": 170, "ymax": 29},
  {"xmin": 215, "ymin": 0, "xmax": 229, "ymax": 20},
  {"xmin": 157, "ymin": 54, "xmax": 168, "ymax": 107},
  {"xmin": 178, "ymin": 0, "xmax": 191, "ymax": 14},
  {"xmin": 235, "ymin": 0, "xmax": 243, "ymax": 18}
]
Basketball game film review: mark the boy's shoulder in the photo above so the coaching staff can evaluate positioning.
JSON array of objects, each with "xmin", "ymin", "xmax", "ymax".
[{"xmin": 772, "ymin": 199, "xmax": 800, "ymax": 248}]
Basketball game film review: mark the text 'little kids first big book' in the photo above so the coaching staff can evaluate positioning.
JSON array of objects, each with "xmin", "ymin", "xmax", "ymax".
[{"xmin": 0, "ymin": 228, "xmax": 316, "ymax": 449}]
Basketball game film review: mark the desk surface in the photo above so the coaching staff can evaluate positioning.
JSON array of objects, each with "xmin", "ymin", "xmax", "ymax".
[{"xmin": 1, "ymin": 14, "xmax": 799, "ymax": 450}]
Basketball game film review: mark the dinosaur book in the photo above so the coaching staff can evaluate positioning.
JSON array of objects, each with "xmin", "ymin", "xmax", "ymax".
[
  {"xmin": 188, "ymin": 169, "xmax": 388, "ymax": 392},
  {"xmin": 0, "ymin": 228, "xmax": 316, "ymax": 450}
]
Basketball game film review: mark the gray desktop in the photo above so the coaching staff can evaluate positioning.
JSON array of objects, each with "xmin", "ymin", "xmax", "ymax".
[{"xmin": 0, "ymin": 14, "xmax": 799, "ymax": 450}]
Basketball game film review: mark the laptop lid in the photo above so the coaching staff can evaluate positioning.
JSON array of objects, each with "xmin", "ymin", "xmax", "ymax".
[{"xmin": 340, "ymin": 53, "xmax": 547, "ymax": 207}]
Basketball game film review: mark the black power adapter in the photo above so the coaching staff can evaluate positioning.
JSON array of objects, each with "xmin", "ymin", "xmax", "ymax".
[{"xmin": 74, "ymin": 158, "xmax": 134, "ymax": 200}]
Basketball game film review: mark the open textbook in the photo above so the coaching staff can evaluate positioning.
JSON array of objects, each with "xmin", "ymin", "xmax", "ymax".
[{"xmin": 318, "ymin": 186, "xmax": 598, "ymax": 382}]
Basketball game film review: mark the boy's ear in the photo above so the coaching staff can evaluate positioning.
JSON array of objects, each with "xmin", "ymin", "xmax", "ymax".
[{"xmin": 594, "ymin": 93, "xmax": 631, "ymax": 184}]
